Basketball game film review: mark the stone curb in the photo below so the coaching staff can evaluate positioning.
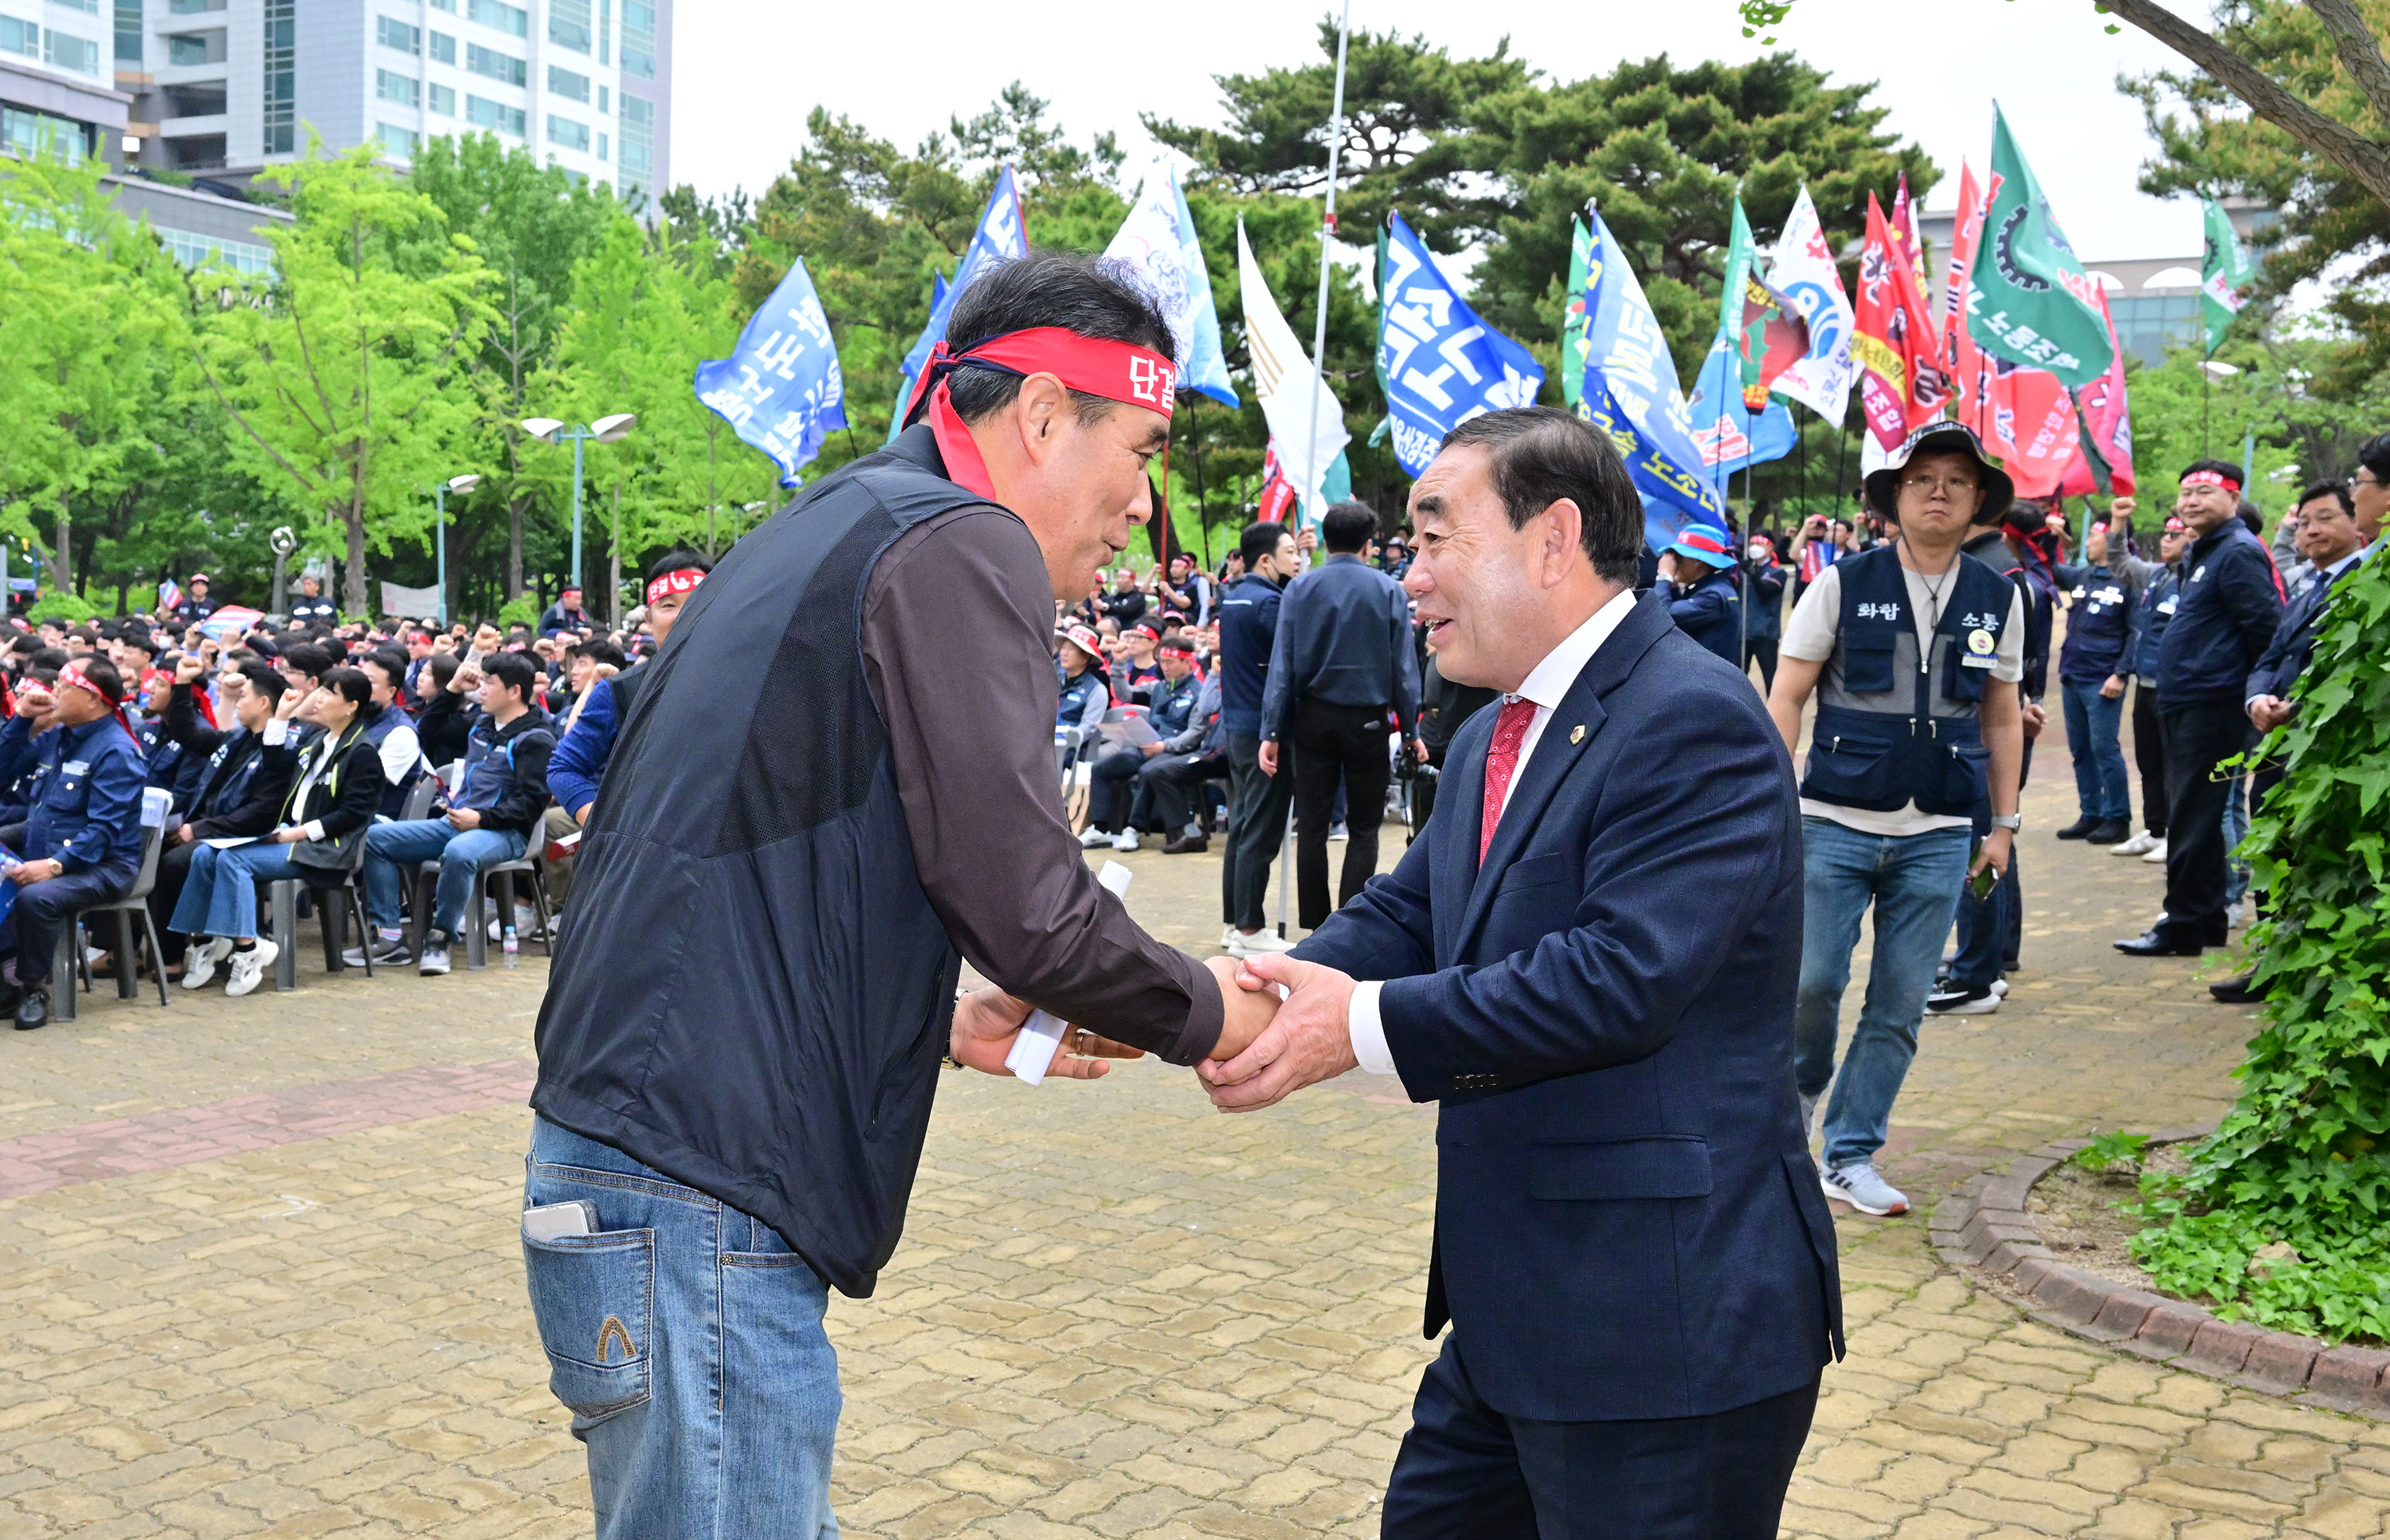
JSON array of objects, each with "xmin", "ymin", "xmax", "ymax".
[{"xmin": 1928, "ymin": 1130, "xmax": 2390, "ymax": 1420}]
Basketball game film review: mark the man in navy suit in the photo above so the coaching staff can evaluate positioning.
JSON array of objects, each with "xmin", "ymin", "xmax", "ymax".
[{"xmin": 1201, "ymin": 407, "xmax": 1841, "ymax": 1538}]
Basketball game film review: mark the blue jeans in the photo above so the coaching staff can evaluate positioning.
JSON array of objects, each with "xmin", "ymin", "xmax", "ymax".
[
  {"xmin": 2223, "ymin": 774, "xmax": 2251, "ymax": 907},
  {"xmin": 362, "ymin": 819, "xmax": 526, "ymax": 937},
  {"xmin": 2059, "ymin": 680, "xmax": 2130, "ymax": 823},
  {"xmin": 167, "ymin": 839, "xmax": 311, "ymax": 941},
  {"xmin": 523, "ymin": 1117, "xmax": 840, "ymax": 1540},
  {"xmin": 1792, "ymin": 818, "xmax": 1973, "ymax": 1170}
]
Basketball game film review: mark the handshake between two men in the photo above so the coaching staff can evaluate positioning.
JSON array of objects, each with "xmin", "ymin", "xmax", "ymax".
[{"xmin": 948, "ymin": 951, "xmax": 1356, "ymax": 1111}]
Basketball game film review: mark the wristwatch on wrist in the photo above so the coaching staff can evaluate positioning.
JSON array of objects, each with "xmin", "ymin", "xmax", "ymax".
[{"xmin": 1990, "ymin": 813, "xmax": 2022, "ymax": 832}]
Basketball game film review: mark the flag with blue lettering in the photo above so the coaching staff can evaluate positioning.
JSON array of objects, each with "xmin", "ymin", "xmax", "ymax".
[
  {"xmin": 888, "ymin": 167, "xmax": 1028, "ymax": 441},
  {"xmin": 1104, "ymin": 165, "xmax": 1238, "ymax": 407},
  {"xmin": 1685, "ymin": 330, "xmax": 1796, "ymax": 480},
  {"xmin": 1576, "ymin": 210, "xmax": 1726, "ymax": 551},
  {"xmin": 695, "ymin": 254, "xmax": 848, "ymax": 487},
  {"xmin": 1377, "ymin": 213, "xmax": 1544, "ymax": 475}
]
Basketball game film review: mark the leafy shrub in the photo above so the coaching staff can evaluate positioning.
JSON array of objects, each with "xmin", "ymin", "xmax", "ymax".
[
  {"xmin": 2127, "ymin": 558, "xmax": 2390, "ymax": 1344},
  {"xmin": 26, "ymin": 591, "xmax": 102, "ymax": 626},
  {"xmin": 2071, "ymin": 1131, "xmax": 2152, "ymax": 1174}
]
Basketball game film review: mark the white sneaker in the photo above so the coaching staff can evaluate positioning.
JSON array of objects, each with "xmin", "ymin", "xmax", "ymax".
[
  {"xmin": 2227, "ymin": 901, "xmax": 2249, "ymax": 928},
  {"xmin": 2141, "ymin": 838, "xmax": 2169, "ymax": 864},
  {"xmin": 1329, "ymin": 822, "xmax": 1350, "ymax": 841},
  {"xmin": 1219, "ymin": 926, "xmax": 1240, "ymax": 952},
  {"xmin": 1822, "ymin": 1162, "xmax": 1910, "ymax": 1217},
  {"xmin": 1226, "ymin": 928, "xmax": 1297, "ymax": 957},
  {"xmin": 487, "ymin": 903, "xmax": 539, "ymax": 942},
  {"xmin": 183, "ymin": 936, "xmax": 233, "ymax": 989},
  {"xmin": 1991, "ymin": 978, "xmax": 2009, "ymax": 998},
  {"xmin": 223, "ymin": 940, "xmax": 278, "ymax": 998},
  {"xmin": 1111, "ymin": 830, "xmax": 1140, "ymax": 852},
  {"xmin": 2110, "ymin": 832, "xmax": 2157, "ymax": 856},
  {"xmin": 1077, "ymin": 827, "xmax": 1111, "ymax": 849}
]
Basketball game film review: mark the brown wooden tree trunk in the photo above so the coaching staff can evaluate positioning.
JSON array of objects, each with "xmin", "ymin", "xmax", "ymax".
[
  {"xmin": 51, "ymin": 494, "xmax": 72, "ymax": 598},
  {"xmin": 343, "ymin": 495, "xmax": 370, "ymax": 617}
]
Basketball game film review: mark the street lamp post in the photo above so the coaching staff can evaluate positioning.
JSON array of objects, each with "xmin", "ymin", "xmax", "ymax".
[
  {"xmin": 432, "ymin": 473, "xmax": 482, "ymax": 627},
  {"xmin": 522, "ymin": 413, "xmax": 637, "ymax": 590}
]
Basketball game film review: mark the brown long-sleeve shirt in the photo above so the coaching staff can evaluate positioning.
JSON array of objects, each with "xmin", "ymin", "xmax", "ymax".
[{"xmin": 861, "ymin": 506, "xmax": 1224, "ymax": 1065}]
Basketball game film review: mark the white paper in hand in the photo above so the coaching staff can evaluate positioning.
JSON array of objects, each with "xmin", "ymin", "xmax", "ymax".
[{"xmin": 1006, "ymin": 861, "xmax": 1134, "ymax": 1085}]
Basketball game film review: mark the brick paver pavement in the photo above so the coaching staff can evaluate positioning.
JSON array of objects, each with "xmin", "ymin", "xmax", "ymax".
[{"xmin": 5, "ymin": 733, "xmax": 2387, "ymax": 1538}]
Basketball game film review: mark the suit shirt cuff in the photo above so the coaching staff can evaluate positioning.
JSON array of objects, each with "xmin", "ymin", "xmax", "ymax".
[
  {"xmin": 1347, "ymin": 979, "xmax": 1397, "ymax": 1075},
  {"xmin": 302, "ymin": 819, "xmax": 324, "ymax": 843}
]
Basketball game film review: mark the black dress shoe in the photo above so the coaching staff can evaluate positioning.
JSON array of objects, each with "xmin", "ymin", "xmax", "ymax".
[
  {"xmin": 2085, "ymin": 819, "xmax": 2131, "ymax": 845},
  {"xmin": 1162, "ymin": 833, "xmax": 1209, "ymax": 855},
  {"xmin": 2055, "ymin": 817, "xmax": 2097, "ymax": 841},
  {"xmin": 2209, "ymin": 972, "xmax": 2265, "ymax": 1003},
  {"xmin": 2114, "ymin": 930, "xmax": 2204, "ymax": 957},
  {"xmin": 14, "ymin": 987, "xmax": 50, "ymax": 1031}
]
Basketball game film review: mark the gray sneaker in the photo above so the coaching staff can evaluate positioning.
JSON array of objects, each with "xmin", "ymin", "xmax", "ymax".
[
  {"xmin": 1822, "ymin": 1162, "xmax": 1909, "ymax": 1217},
  {"xmin": 342, "ymin": 934, "xmax": 413, "ymax": 968},
  {"xmin": 418, "ymin": 935, "xmax": 453, "ymax": 976}
]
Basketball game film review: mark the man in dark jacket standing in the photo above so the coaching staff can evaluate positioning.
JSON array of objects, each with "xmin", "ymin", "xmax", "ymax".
[
  {"xmin": 1651, "ymin": 522, "xmax": 1744, "ymax": 666},
  {"xmin": 1217, "ymin": 519, "xmax": 1299, "ymax": 956},
  {"xmin": 1260, "ymin": 500, "xmax": 1420, "ymax": 930},
  {"xmin": 2118, "ymin": 461, "xmax": 2285, "ymax": 955},
  {"xmin": 2049, "ymin": 519, "xmax": 2160, "ymax": 844},
  {"xmin": 524, "ymin": 253, "xmax": 1276, "ymax": 1540}
]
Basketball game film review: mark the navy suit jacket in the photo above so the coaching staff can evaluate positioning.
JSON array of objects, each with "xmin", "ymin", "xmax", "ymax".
[
  {"xmin": 2247, "ymin": 554, "xmax": 2365, "ymax": 703},
  {"xmin": 1292, "ymin": 592, "xmax": 1843, "ymax": 1422}
]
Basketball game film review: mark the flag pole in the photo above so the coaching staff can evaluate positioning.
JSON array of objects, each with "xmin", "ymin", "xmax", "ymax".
[{"xmin": 1281, "ymin": 0, "xmax": 1351, "ymax": 943}]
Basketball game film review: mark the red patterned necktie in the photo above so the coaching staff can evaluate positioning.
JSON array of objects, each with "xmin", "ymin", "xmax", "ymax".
[{"xmin": 1479, "ymin": 697, "xmax": 1538, "ymax": 865}]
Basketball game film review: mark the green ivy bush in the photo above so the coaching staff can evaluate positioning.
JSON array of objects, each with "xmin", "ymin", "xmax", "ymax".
[
  {"xmin": 2128, "ymin": 558, "xmax": 2390, "ymax": 1344},
  {"xmin": 26, "ymin": 591, "xmax": 103, "ymax": 626}
]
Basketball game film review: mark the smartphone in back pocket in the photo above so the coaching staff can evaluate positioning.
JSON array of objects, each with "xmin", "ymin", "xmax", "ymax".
[{"xmin": 523, "ymin": 1199, "xmax": 598, "ymax": 1241}]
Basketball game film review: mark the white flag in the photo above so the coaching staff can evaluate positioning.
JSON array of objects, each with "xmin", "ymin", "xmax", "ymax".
[
  {"xmin": 1766, "ymin": 187, "xmax": 1856, "ymax": 423},
  {"xmin": 1236, "ymin": 219, "xmax": 1349, "ymax": 520}
]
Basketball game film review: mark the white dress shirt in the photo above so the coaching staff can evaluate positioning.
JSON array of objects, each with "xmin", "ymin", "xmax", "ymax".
[{"xmin": 1346, "ymin": 588, "xmax": 1640, "ymax": 1075}]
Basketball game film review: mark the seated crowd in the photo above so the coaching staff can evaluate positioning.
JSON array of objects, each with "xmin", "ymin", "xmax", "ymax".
[{"xmin": 0, "ymin": 551, "xmax": 709, "ymax": 1025}]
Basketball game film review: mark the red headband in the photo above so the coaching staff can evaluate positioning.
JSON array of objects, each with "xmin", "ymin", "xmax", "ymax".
[
  {"xmin": 1159, "ymin": 644, "xmax": 1196, "ymax": 660},
  {"xmin": 645, "ymin": 568, "xmax": 705, "ymax": 607},
  {"xmin": 901, "ymin": 327, "xmax": 1178, "ymax": 501},
  {"xmin": 57, "ymin": 661, "xmax": 137, "ymax": 743},
  {"xmin": 2181, "ymin": 468, "xmax": 2242, "ymax": 492}
]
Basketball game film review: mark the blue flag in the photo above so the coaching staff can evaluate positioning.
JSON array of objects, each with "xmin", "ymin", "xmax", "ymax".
[
  {"xmin": 1685, "ymin": 330, "xmax": 1796, "ymax": 483},
  {"xmin": 1577, "ymin": 210, "xmax": 1727, "ymax": 551},
  {"xmin": 887, "ymin": 167, "xmax": 1028, "ymax": 441},
  {"xmin": 695, "ymin": 254, "xmax": 848, "ymax": 488},
  {"xmin": 1104, "ymin": 166, "xmax": 1238, "ymax": 407},
  {"xmin": 1377, "ymin": 213, "xmax": 1544, "ymax": 475}
]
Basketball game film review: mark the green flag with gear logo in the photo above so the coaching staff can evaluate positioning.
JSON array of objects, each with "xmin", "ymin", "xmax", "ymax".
[
  {"xmin": 1967, "ymin": 105, "xmax": 2112, "ymax": 389},
  {"xmin": 2201, "ymin": 198, "xmax": 2254, "ymax": 355},
  {"xmin": 1560, "ymin": 215, "xmax": 1593, "ymax": 408}
]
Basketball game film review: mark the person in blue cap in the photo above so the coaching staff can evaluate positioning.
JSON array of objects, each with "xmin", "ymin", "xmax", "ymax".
[{"xmin": 1654, "ymin": 522, "xmax": 1745, "ymax": 666}]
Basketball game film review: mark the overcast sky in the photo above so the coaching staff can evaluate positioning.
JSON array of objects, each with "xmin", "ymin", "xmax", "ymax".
[{"xmin": 672, "ymin": 0, "xmax": 2208, "ymax": 267}]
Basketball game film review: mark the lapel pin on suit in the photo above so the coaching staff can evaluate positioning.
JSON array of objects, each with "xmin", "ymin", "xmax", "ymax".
[{"xmin": 1569, "ymin": 724, "xmax": 1585, "ymax": 745}]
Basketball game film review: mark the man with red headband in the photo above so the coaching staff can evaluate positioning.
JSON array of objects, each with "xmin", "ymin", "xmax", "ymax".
[
  {"xmin": 525, "ymin": 251, "xmax": 1278, "ymax": 1536},
  {"xmin": 538, "ymin": 585, "xmax": 590, "ymax": 640},
  {"xmin": 2118, "ymin": 460, "xmax": 2284, "ymax": 956},
  {"xmin": 0, "ymin": 656, "xmax": 151, "ymax": 1029}
]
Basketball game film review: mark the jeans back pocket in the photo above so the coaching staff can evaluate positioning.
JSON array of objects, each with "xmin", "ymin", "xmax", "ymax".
[{"xmin": 523, "ymin": 1227, "xmax": 656, "ymax": 1427}]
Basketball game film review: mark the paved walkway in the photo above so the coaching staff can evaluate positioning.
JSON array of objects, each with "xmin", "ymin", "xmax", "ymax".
[{"xmin": 4, "ymin": 730, "xmax": 2386, "ymax": 1538}]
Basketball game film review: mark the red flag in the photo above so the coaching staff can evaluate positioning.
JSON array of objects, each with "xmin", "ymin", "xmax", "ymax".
[
  {"xmin": 1855, "ymin": 194, "xmax": 1946, "ymax": 453},
  {"xmin": 1890, "ymin": 173, "xmax": 1930, "ymax": 300},
  {"xmin": 1999, "ymin": 370, "xmax": 2082, "ymax": 499},
  {"xmin": 2058, "ymin": 287, "xmax": 2136, "ymax": 497},
  {"xmin": 1256, "ymin": 441, "xmax": 1298, "ymax": 523},
  {"xmin": 1942, "ymin": 163, "xmax": 1989, "ymax": 440}
]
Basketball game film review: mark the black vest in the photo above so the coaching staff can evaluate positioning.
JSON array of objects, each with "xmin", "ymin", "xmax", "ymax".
[
  {"xmin": 532, "ymin": 429, "xmax": 977, "ymax": 1297},
  {"xmin": 1800, "ymin": 543, "xmax": 2012, "ymax": 817}
]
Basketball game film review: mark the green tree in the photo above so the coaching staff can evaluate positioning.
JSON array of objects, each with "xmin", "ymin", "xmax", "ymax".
[
  {"xmin": 1146, "ymin": 21, "xmax": 1534, "ymax": 251},
  {"xmin": 411, "ymin": 132, "xmax": 622, "ymax": 602},
  {"xmin": 0, "ymin": 152, "xmax": 194, "ymax": 602},
  {"xmin": 196, "ymin": 143, "xmax": 495, "ymax": 615}
]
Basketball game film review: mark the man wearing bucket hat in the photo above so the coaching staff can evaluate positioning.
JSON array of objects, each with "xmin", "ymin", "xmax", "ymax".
[
  {"xmin": 1653, "ymin": 522, "xmax": 1745, "ymax": 666},
  {"xmin": 1767, "ymin": 421, "xmax": 2028, "ymax": 1217}
]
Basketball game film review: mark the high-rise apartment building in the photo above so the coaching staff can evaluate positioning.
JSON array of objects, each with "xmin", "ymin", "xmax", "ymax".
[{"xmin": 103, "ymin": 0, "xmax": 672, "ymax": 205}]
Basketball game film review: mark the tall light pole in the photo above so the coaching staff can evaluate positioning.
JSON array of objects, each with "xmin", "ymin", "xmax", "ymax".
[
  {"xmin": 2200, "ymin": 359, "xmax": 2238, "ymax": 459},
  {"xmin": 522, "ymin": 413, "xmax": 637, "ymax": 591},
  {"xmin": 431, "ymin": 473, "xmax": 481, "ymax": 627},
  {"xmin": 1298, "ymin": 0, "xmax": 1353, "ymax": 558}
]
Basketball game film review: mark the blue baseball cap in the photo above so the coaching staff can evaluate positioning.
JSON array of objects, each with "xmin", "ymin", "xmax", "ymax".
[{"xmin": 1664, "ymin": 523, "xmax": 1736, "ymax": 569}]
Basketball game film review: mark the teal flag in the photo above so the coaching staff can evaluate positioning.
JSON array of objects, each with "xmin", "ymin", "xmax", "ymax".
[
  {"xmin": 1560, "ymin": 216, "xmax": 1593, "ymax": 408},
  {"xmin": 2201, "ymin": 199, "xmax": 2254, "ymax": 355},
  {"xmin": 1968, "ymin": 105, "xmax": 2112, "ymax": 389}
]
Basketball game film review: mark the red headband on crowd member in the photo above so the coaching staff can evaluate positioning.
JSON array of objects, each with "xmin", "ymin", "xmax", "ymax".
[
  {"xmin": 900, "ymin": 327, "xmax": 1179, "ymax": 500},
  {"xmin": 2165, "ymin": 515, "xmax": 2188, "ymax": 531},
  {"xmin": 1158, "ymin": 643, "xmax": 1197, "ymax": 660},
  {"xmin": 2181, "ymin": 468, "xmax": 2243, "ymax": 492},
  {"xmin": 645, "ymin": 567, "xmax": 705, "ymax": 608},
  {"xmin": 56, "ymin": 660, "xmax": 137, "ymax": 742}
]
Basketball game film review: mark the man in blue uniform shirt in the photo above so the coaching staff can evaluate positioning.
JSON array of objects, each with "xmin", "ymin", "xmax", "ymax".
[{"xmin": 0, "ymin": 658, "xmax": 150, "ymax": 1029}]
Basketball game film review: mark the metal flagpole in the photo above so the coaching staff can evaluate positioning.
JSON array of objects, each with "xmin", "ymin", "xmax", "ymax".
[{"xmin": 1279, "ymin": 0, "xmax": 1352, "ymax": 942}]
